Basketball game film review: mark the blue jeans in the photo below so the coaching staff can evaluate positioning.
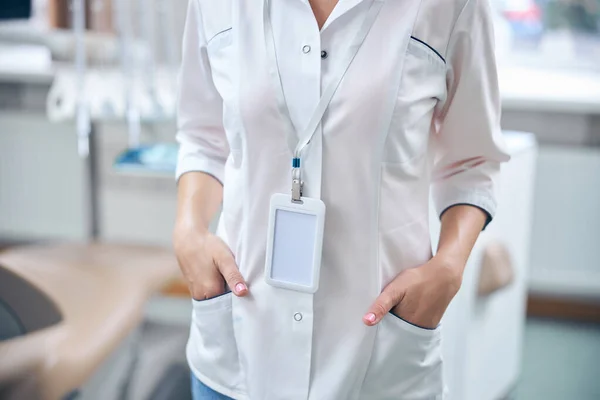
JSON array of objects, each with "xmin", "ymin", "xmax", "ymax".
[{"xmin": 191, "ymin": 372, "xmax": 234, "ymax": 400}]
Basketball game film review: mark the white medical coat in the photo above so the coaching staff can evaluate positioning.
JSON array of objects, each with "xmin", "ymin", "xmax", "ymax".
[{"xmin": 176, "ymin": 0, "xmax": 510, "ymax": 398}]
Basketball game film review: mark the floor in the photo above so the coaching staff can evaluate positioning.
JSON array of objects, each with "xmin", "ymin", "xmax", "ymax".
[{"xmin": 517, "ymin": 318, "xmax": 600, "ymax": 400}]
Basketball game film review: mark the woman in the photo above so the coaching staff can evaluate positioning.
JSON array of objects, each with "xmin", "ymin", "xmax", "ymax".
[{"xmin": 174, "ymin": 0, "xmax": 509, "ymax": 399}]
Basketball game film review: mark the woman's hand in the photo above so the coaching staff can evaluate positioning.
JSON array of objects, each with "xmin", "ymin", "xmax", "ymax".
[
  {"xmin": 174, "ymin": 172, "xmax": 248, "ymax": 301},
  {"xmin": 174, "ymin": 223, "xmax": 248, "ymax": 300},
  {"xmin": 363, "ymin": 204, "xmax": 488, "ymax": 328},
  {"xmin": 362, "ymin": 256, "xmax": 462, "ymax": 329}
]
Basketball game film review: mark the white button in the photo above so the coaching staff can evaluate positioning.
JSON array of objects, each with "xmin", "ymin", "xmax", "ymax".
[
  {"xmin": 294, "ymin": 312, "xmax": 303, "ymax": 321},
  {"xmin": 302, "ymin": 45, "xmax": 311, "ymax": 54}
]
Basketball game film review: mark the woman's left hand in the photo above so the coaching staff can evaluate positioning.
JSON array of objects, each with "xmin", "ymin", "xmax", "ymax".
[{"xmin": 363, "ymin": 256, "xmax": 463, "ymax": 329}]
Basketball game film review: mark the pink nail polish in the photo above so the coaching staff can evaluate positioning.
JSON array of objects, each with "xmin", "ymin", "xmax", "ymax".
[
  {"xmin": 366, "ymin": 313, "xmax": 376, "ymax": 323},
  {"xmin": 235, "ymin": 283, "xmax": 246, "ymax": 293}
]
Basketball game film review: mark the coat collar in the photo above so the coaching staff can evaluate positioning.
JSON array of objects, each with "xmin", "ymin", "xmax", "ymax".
[{"xmin": 294, "ymin": 0, "xmax": 370, "ymax": 33}]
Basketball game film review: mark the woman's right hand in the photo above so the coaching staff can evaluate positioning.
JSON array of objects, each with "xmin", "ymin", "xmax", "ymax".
[{"xmin": 173, "ymin": 223, "xmax": 248, "ymax": 301}]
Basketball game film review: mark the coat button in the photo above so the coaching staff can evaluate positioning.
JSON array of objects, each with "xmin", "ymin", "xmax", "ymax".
[
  {"xmin": 302, "ymin": 45, "xmax": 311, "ymax": 54},
  {"xmin": 321, "ymin": 50, "xmax": 328, "ymax": 59},
  {"xmin": 294, "ymin": 312, "xmax": 303, "ymax": 321}
]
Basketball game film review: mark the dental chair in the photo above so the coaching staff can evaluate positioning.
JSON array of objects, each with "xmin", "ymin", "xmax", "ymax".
[{"xmin": 0, "ymin": 242, "xmax": 180, "ymax": 400}]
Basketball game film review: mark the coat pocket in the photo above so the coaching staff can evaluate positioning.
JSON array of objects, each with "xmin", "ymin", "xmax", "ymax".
[
  {"xmin": 361, "ymin": 312, "xmax": 444, "ymax": 399},
  {"xmin": 187, "ymin": 292, "xmax": 243, "ymax": 391},
  {"xmin": 407, "ymin": 37, "xmax": 446, "ymax": 67},
  {"xmin": 207, "ymin": 27, "xmax": 233, "ymax": 53},
  {"xmin": 383, "ymin": 38, "xmax": 445, "ymax": 166}
]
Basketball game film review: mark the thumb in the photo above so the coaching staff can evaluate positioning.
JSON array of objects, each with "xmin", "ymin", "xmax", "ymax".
[
  {"xmin": 363, "ymin": 280, "xmax": 406, "ymax": 326},
  {"xmin": 214, "ymin": 242, "xmax": 248, "ymax": 297}
]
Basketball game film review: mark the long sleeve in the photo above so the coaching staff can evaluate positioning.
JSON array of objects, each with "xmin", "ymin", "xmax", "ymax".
[
  {"xmin": 432, "ymin": 0, "xmax": 511, "ymax": 228},
  {"xmin": 175, "ymin": 0, "xmax": 229, "ymax": 184}
]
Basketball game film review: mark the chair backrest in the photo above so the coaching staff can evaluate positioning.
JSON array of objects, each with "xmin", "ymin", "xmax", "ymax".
[{"xmin": 0, "ymin": 265, "xmax": 63, "ymax": 340}]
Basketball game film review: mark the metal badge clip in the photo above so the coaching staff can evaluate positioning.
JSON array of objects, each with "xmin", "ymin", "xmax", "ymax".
[{"xmin": 292, "ymin": 178, "xmax": 303, "ymax": 202}]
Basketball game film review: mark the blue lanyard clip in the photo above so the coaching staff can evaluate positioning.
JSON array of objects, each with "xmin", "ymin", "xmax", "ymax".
[{"xmin": 291, "ymin": 158, "xmax": 303, "ymax": 202}]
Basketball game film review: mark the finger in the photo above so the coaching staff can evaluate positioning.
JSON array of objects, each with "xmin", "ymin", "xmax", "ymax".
[
  {"xmin": 363, "ymin": 282, "xmax": 406, "ymax": 326},
  {"xmin": 189, "ymin": 265, "xmax": 225, "ymax": 300},
  {"xmin": 190, "ymin": 279, "xmax": 225, "ymax": 301},
  {"xmin": 214, "ymin": 245, "xmax": 248, "ymax": 297}
]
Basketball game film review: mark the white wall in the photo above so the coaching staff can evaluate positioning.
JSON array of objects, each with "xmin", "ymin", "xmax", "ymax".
[
  {"xmin": 0, "ymin": 111, "xmax": 89, "ymax": 242},
  {"xmin": 502, "ymin": 110, "xmax": 600, "ymax": 299},
  {"xmin": 528, "ymin": 147, "xmax": 600, "ymax": 298}
]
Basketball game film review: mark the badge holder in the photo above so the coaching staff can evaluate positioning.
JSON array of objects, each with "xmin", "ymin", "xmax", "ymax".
[{"xmin": 264, "ymin": 164, "xmax": 326, "ymax": 294}]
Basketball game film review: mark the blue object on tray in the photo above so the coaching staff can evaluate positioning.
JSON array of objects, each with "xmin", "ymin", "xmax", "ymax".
[{"xmin": 113, "ymin": 143, "xmax": 178, "ymax": 174}]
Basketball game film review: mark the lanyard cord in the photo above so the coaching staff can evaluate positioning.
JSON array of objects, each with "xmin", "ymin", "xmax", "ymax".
[{"xmin": 263, "ymin": 0, "xmax": 384, "ymax": 199}]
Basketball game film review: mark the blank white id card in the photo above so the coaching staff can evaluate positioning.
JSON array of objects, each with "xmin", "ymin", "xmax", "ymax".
[{"xmin": 264, "ymin": 193, "xmax": 326, "ymax": 293}]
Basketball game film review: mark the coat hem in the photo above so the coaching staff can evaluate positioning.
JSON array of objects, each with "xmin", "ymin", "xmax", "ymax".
[{"xmin": 188, "ymin": 361, "xmax": 249, "ymax": 400}]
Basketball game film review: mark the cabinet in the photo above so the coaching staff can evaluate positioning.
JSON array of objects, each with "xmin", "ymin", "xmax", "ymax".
[{"xmin": 436, "ymin": 132, "xmax": 538, "ymax": 400}]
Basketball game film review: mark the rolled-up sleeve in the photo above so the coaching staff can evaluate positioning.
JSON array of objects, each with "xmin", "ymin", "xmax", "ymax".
[
  {"xmin": 175, "ymin": 0, "xmax": 228, "ymax": 184},
  {"xmin": 432, "ymin": 0, "xmax": 510, "ymax": 228}
]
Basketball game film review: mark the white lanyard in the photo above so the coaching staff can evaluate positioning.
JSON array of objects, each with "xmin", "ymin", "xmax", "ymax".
[{"xmin": 263, "ymin": 0, "xmax": 384, "ymax": 201}]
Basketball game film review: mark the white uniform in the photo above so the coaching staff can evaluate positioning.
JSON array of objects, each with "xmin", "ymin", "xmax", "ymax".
[{"xmin": 176, "ymin": 0, "xmax": 510, "ymax": 399}]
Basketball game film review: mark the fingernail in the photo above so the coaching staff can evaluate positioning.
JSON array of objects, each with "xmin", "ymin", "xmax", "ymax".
[
  {"xmin": 235, "ymin": 283, "xmax": 247, "ymax": 293},
  {"xmin": 365, "ymin": 313, "xmax": 376, "ymax": 323}
]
